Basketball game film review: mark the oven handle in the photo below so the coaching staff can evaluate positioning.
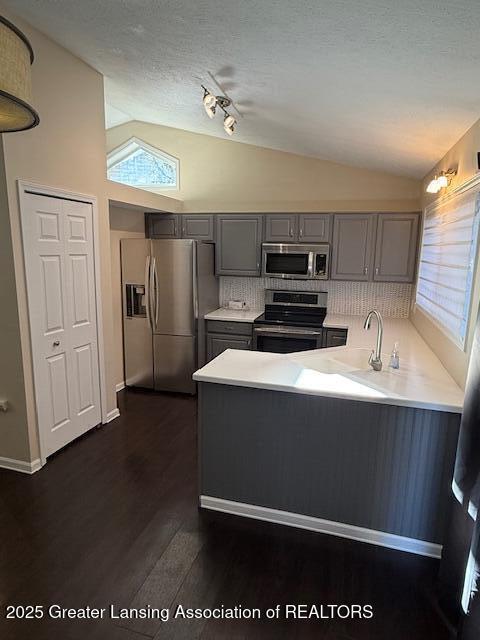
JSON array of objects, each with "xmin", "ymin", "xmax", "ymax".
[{"xmin": 253, "ymin": 326, "xmax": 323, "ymax": 336}]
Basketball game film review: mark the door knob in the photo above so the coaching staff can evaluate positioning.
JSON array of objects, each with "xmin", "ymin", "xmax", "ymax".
[{"xmin": 53, "ymin": 340, "xmax": 60, "ymax": 347}]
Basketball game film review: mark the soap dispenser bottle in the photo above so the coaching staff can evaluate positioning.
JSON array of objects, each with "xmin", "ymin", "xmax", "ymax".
[{"xmin": 389, "ymin": 342, "xmax": 400, "ymax": 369}]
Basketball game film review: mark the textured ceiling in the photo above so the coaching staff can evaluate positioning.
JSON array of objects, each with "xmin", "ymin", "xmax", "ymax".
[{"xmin": 4, "ymin": 0, "xmax": 480, "ymax": 177}]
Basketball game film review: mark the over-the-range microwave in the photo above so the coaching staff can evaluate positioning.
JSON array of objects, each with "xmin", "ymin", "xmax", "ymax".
[{"xmin": 261, "ymin": 243, "xmax": 330, "ymax": 280}]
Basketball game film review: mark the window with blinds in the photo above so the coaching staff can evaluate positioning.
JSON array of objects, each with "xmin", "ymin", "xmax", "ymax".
[{"xmin": 416, "ymin": 189, "xmax": 480, "ymax": 347}]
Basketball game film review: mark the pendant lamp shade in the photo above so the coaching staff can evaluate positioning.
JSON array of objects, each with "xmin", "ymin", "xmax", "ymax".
[{"xmin": 0, "ymin": 16, "xmax": 39, "ymax": 132}]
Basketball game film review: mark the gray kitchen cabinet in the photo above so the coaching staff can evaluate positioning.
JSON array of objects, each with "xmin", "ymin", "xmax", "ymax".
[
  {"xmin": 181, "ymin": 214, "xmax": 214, "ymax": 241},
  {"xmin": 147, "ymin": 213, "xmax": 181, "ymax": 238},
  {"xmin": 264, "ymin": 214, "xmax": 297, "ymax": 242},
  {"xmin": 206, "ymin": 320, "xmax": 253, "ymax": 336},
  {"xmin": 331, "ymin": 214, "xmax": 377, "ymax": 281},
  {"xmin": 215, "ymin": 215, "xmax": 263, "ymax": 276},
  {"xmin": 324, "ymin": 328, "xmax": 348, "ymax": 348},
  {"xmin": 207, "ymin": 334, "xmax": 252, "ymax": 361},
  {"xmin": 374, "ymin": 213, "xmax": 419, "ymax": 282},
  {"xmin": 299, "ymin": 214, "xmax": 331, "ymax": 243},
  {"xmin": 206, "ymin": 319, "xmax": 253, "ymax": 362}
]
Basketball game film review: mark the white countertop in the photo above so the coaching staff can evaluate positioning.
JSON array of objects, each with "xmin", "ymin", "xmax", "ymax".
[
  {"xmin": 194, "ymin": 314, "xmax": 464, "ymax": 413},
  {"xmin": 204, "ymin": 307, "xmax": 263, "ymax": 323}
]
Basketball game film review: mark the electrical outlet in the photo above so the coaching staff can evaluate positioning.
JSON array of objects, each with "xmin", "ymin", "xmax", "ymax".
[{"xmin": 0, "ymin": 400, "xmax": 9, "ymax": 412}]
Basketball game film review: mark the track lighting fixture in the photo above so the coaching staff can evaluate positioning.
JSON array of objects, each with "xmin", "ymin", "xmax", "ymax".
[
  {"xmin": 201, "ymin": 84, "xmax": 237, "ymax": 136},
  {"xmin": 425, "ymin": 169, "xmax": 457, "ymax": 194}
]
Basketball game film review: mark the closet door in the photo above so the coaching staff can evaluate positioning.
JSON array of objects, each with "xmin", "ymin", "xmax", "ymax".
[{"xmin": 21, "ymin": 193, "xmax": 101, "ymax": 457}]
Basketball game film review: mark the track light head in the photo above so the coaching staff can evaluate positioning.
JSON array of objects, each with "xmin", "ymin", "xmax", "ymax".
[
  {"xmin": 224, "ymin": 114, "xmax": 236, "ymax": 136},
  {"xmin": 201, "ymin": 85, "xmax": 233, "ymax": 121},
  {"xmin": 203, "ymin": 89, "xmax": 217, "ymax": 119}
]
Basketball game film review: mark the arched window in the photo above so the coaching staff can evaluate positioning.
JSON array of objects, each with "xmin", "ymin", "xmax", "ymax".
[{"xmin": 107, "ymin": 137, "xmax": 179, "ymax": 192}]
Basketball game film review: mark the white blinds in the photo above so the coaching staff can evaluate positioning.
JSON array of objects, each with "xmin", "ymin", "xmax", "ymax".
[{"xmin": 416, "ymin": 188, "xmax": 480, "ymax": 346}]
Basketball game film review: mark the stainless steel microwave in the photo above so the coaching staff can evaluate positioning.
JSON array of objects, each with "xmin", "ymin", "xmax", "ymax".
[{"xmin": 261, "ymin": 243, "xmax": 330, "ymax": 280}]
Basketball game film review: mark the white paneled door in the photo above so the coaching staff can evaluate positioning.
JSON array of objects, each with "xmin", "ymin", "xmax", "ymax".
[{"xmin": 21, "ymin": 192, "xmax": 101, "ymax": 457}]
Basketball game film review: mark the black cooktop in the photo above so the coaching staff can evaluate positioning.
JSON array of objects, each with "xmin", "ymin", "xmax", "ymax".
[{"xmin": 254, "ymin": 305, "xmax": 326, "ymax": 328}]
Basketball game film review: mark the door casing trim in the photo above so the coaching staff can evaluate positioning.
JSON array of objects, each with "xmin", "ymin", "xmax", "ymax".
[{"xmin": 18, "ymin": 180, "xmax": 110, "ymax": 466}]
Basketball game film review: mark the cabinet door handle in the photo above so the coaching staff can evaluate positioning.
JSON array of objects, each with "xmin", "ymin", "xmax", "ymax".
[
  {"xmin": 299, "ymin": 227, "xmax": 303, "ymax": 237},
  {"xmin": 289, "ymin": 228, "xmax": 294, "ymax": 237},
  {"xmin": 375, "ymin": 267, "xmax": 379, "ymax": 275},
  {"xmin": 364, "ymin": 266, "xmax": 368, "ymax": 275}
]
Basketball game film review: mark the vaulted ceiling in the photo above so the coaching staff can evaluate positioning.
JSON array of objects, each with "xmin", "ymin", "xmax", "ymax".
[{"xmin": 5, "ymin": 0, "xmax": 480, "ymax": 177}]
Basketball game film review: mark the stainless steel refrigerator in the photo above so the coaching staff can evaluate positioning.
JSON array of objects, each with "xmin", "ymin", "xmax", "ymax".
[{"xmin": 120, "ymin": 239, "xmax": 218, "ymax": 394}]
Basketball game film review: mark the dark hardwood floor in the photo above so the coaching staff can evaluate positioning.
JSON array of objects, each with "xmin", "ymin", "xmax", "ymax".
[{"xmin": 0, "ymin": 389, "xmax": 452, "ymax": 639}]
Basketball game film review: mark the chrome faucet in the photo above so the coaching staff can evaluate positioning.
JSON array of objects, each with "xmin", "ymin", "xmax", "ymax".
[{"xmin": 363, "ymin": 310, "xmax": 384, "ymax": 371}]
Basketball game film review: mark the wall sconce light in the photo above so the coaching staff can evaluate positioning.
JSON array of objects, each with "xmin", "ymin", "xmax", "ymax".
[
  {"xmin": 426, "ymin": 169, "xmax": 457, "ymax": 194},
  {"xmin": 201, "ymin": 84, "xmax": 237, "ymax": 136}
]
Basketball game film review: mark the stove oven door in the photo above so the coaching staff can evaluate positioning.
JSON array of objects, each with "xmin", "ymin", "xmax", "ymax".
[{"xmin": 253, "ymin": 326, "xmax": 323, "ymax": 354}]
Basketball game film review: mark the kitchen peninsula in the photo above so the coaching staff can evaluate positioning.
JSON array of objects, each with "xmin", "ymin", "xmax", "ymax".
[{"xmin": 193, "ymin": 315, "xmax": 464, "ymax": 558}]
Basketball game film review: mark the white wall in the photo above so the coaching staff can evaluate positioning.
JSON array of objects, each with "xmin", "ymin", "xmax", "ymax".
[
  {"xmin": 109, "ymin": 206, "xmax": 146, "ymax": 388},
  {"xmin": 0, "ymin": 5, "xmax": 116, "ymax": 461},
  {"xmin": 0, "ymin": 141, "xmax": 32, "ymax": 461},
  {"xmin": 411, "ymin": 116, "xmax": 480, "ymax": 388},
  {"xmin": 0, "ymin": 6, "xmax": 183, "ymax": 464},
  {"xmin": 107, "ymin": 121, "xmax": 421, "ymax": 214}
]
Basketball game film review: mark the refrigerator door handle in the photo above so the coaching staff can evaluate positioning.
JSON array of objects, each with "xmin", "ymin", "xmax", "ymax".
[
  {"xmin": 149, "ymin": 256, "xmax": 155, "ymax": 331},
  {"xmin": 192, "ymin": 241, "xmax": 199, "ymax": 320},
  {"xmin": 152, "ymin": 256, "xmax": 159, "ymax": 327},
  {"xmin": 144, "ymin": 255, "xmax": 152, "ymax": 331}
]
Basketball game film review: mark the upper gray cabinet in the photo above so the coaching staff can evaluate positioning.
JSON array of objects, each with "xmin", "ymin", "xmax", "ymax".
[
  {"xmin": 374, "ymin": 213, "xmax": 419, "ymax": 282},
  {"xmin": 264, "ymin": 214, "xmax": 331, "ymax": 243},
  {"xmin": 331, "ymin": 214, "xmax": 376, "ymax": 281},
  {"xmin": 264, "ymin": 214, "xmax": 297, "ymax": 242},
  {"xmin": 147, "ymin": 213, "xmax": 214, "ymax": 240},
  {"xmin": 298, "ymin": 214, "xmax": 331, "ymax": 243},
  {"xmin": 215, "ymin": 215, "xmax": 263, "ymax": 276},
  {"xmin": 147, "ymin": 213, "xmax": 181, "ymax": 238},
  {"xmin": 181, "ymin": 214, "xmax": 214, "ymax": 241}
]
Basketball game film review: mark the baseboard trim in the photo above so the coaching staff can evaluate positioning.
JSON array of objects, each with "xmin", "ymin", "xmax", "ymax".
[
  {"xmin": 104, "ymin": 408, "xmax": 120, "ymax": 424},
  {"xmin": 0, "ymin": 456, "xmax": 42, "ymax": 475},
  {"xmin": 116, "ymin": 381, "xmax": 125, "ymax": 393},
  {"xmin": 200, "ymin": 496, "xmax": 442, "ymax": 559}
]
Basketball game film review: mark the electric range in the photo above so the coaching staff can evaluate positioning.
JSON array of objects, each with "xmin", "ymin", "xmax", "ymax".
[{"xmin": 253, "ymin": 289, "xmax": 327, "ymax": 353}]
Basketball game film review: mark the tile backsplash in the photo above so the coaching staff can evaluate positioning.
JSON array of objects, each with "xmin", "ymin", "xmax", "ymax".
[{"xmin": 219, "ymin": 277, "xmax": 412, "ymax": 318}]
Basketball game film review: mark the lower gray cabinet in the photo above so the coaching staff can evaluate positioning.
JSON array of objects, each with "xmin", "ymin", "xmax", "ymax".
[
  {"xmin": 215, "ymin": 215, "xmax": 263, "ymax": 276},
  {"xmin": 324, "ymin": 328, "xmax": 348, "ymax": 348},
  {"xmin": 147, "ymin": 213, "xmax": 181, "ymax": 238},
  {"xmin": 181, "ymin": 214, "xmax": 214, "ymax": 241},
  {"xmin": 374, "ymin": 213, "xmax": 419, "ymax": 282},
  {"xmin": 207, "ymin": 334, "xmax": 252, "ymax": 360},
  {"xmin": 206, "ymin": 320, "xmax": 253, "ymax": 362}
]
